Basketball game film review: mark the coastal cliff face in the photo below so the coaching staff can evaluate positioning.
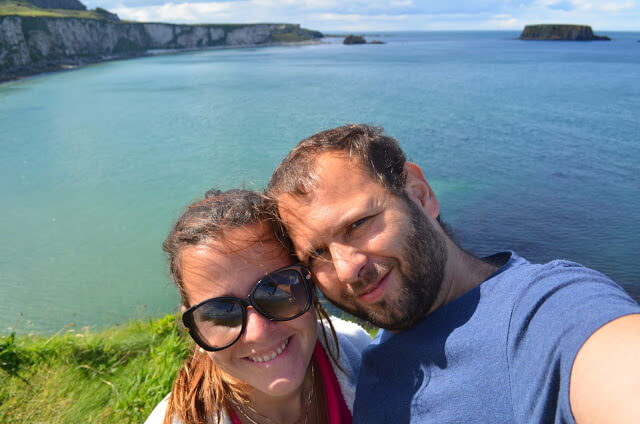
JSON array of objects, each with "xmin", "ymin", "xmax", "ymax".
[
  {"xmin": 520, "ymin": 24, "xmax": 610, "ymax": 41},
  {"xmin": 0, "ymin": 16, "xmax": 322, "ymax": 80}
]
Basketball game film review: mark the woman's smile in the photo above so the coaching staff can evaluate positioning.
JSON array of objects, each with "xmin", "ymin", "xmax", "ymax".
[{"xmin": 246, "ymin": 336, "xmax": 290, "ymax": 363}]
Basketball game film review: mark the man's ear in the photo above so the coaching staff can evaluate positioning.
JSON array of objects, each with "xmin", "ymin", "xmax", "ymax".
[
  {"xmin": 181, "ymin": 305, "xmax": 187, "ymax": 314},
  {"xmin": 403, "ymin": 162, "xmax": 440, "ymax": 219}
]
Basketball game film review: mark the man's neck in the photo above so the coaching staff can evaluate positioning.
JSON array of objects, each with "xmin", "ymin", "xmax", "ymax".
[
  {"xmin": 430, "ymin": 241, "xmax": 499, "ymax": 315},
  {"xmin": 481, "ymin": 251, "xmax": 511, "ymax": 268}
]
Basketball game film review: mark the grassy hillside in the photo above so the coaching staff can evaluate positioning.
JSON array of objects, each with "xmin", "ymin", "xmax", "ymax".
[
  {"xmin": 0, "ymin": 0, "xmax": 112, "ymax": 19},
  {"xmin": 1, "ymin": 314, "xmax": 376, "ymax": 423},
  {"xmin": 0, "ymin": 315, "xmax": 190, "ymax": 423}
]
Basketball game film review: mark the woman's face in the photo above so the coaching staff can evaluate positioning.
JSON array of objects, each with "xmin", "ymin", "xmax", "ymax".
[{"xmin": 180, "ymin": 224, "xmax": 317, "ymax": 399}]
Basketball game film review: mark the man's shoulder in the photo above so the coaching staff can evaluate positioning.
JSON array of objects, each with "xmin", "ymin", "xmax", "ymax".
[
  {"xmin": 501, "ymin": 255, "xmax": 640, "ymax": 423},
  {"xmin": 505, "ymin": 253, "xmax": 627, "ymax": 300},
  {"xmin": 483, "ymin": 251, "xmax": 617, "ymax": 295}
]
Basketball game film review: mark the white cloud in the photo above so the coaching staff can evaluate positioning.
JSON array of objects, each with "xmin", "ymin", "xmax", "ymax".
[
  {"xmin": 251, "ymin": 0, "xmax": 332, "ymax": 8},
  {"xmin": 101, "ymin": 0, "xmax": 640, "ymax": 30},
  {"xmin": 313, "ymin": 12, "xmax": 409, "ymax": 22},
  {"xmin": 113, "ymin": 2, "xmax": 236, "ymax": 22},
  {"xmin": 486, "ymin": 14, "xmax": 520, "ymax": 28},
  {"xmin": 568, "ymin": 0, "xmax": 592, "ymax": 10},
  {"xmin": 601, "ymin": 1, "xmax": 635, "ymax": 12},
  {"xmin": 390, "ymin": 0, "xmax": 413, "ymax": 6},
  {"xmin": 563, "ymin": 0, "xmax": 636, "ymax": 12}
]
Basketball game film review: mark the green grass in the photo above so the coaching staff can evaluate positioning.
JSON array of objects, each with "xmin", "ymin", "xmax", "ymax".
[
  {"xmin": 271, "ymin": 33, "xmax": 313, "ymax": 43},
  {"xmin": 0, "ymin": 314, "xmax": 191, "ymax": 423},
  {"xmin": 0, "ymin": 313, "xmax": 376, "ymax": 423},
  {"xmin": 0, "ymin": 0, "xmax": 112, "ymax": 19}
]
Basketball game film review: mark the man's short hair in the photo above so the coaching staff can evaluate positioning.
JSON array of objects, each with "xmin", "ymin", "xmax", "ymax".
[{"xmin": 268, "ymin": 123, "xmax": 407, "ymax": 199}]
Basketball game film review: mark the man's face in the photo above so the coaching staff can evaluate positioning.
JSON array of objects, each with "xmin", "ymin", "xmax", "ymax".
[{"xmin": 277, "ymin": 153, "xmax": 448, "ymax": 331}]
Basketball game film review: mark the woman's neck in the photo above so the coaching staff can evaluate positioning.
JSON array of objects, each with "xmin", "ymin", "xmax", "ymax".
[{"xmin": 237, "ymin": 362, "xmax": 316, "ymax": 424}]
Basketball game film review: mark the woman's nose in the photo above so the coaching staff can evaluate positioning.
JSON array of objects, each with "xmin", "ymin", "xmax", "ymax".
[{"xmin": 242, "ymin": 307, "xmax": 273, "ymax": 343}]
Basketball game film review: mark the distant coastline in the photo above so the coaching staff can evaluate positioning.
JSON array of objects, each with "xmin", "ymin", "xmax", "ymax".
[
  {"xmin": 0, "ymin": 0, "xmax": 324, "ymax": 83},
  {"xmin": 0, "ymin": 27, "xmax": 323, "ymax": 84}
]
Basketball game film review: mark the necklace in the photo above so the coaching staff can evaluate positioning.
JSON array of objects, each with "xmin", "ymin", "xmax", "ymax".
[{"xmin": 235, "ymin": 362, "xmax": 316, "ymax": 424}]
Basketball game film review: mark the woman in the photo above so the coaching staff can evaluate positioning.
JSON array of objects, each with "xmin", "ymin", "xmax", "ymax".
[{"xmin": 145, "ymin": 189, "xmax": 371, "ymax": 424}]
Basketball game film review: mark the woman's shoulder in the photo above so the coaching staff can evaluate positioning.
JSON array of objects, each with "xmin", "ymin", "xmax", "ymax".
[
  {"xmin": 144, "ymin": 394, "xmax": 177, "ymax": 424},
  {"xmin": 316, "ymin": 316, "xmax": 372, "ymax": 411},
  {"xmin": 317, "ymin": 316, "xmax": 372, "ymax": 358},
  {"xmin": 144, "ymin": 394, "xmax": 231, "ymax": 424},
  {"xmin": 326, "ymin": 316, "xmax": 373, "ymax": 351}
]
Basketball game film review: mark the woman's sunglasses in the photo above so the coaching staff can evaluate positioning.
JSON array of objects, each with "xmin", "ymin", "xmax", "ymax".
[{"xmin": 182, "ymin": 263, "xmax": 313, "ymax": 352}]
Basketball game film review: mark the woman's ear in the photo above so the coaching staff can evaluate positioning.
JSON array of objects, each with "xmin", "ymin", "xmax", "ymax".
[{"xmin": 403, "ymin": 162, "xmax": 440, "ymax": 219}]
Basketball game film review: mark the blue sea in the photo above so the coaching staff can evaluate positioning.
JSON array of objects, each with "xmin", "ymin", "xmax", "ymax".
[{"xmin": 1, "ymin": 31, "xmax": 639, "ymax": 333}]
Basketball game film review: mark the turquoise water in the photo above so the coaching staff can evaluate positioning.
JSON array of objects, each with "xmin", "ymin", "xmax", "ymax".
[{"xmin": 1, "ymin": 31, "xmax": 639, "ymax": 333}]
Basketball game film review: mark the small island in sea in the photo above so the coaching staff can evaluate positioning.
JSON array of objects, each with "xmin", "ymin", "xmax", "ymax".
[
  {"xmin": 343, "ymin": 35, "xmax": 386, "ymax": 45},
  {"xmin": 0, "ymin": 0, "xmax": 323, "ymax": 82},
  {"xmin": 343, "ymin": 35, "xmax": 366, "ymax": 44},
  {"xmin": 519, "ymin": 24, "xmax": 610, "ymax": 41}
]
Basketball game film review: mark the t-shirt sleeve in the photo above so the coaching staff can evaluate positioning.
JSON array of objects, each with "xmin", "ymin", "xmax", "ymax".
[{"xmin": 506, "ymin": 261, "xmax": 640, "ymax": 424}]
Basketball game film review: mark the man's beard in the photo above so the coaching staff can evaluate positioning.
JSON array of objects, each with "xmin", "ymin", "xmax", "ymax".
[{"xmin": 324, "ymin": 194, "xmax": 448, "ymax": 331}]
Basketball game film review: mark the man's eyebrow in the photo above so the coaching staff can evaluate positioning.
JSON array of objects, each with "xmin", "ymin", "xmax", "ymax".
[
  {"xmin": 302, "ymin": 196, "xmax": 382, "ymax": 258},
  {"xmin": 331, "ymin": 196, "xmax": 380, "ymax": 231}
]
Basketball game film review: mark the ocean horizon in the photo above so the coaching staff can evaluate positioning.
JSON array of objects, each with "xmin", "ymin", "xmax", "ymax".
[{"xmin": 1, "ymin": 30, "xmax": 639, "ymax": 334}]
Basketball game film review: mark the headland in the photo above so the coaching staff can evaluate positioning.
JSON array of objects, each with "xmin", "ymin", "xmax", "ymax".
[{"xmin": 0, "ymin": 0, "xmax": 323, "ymax": 82}]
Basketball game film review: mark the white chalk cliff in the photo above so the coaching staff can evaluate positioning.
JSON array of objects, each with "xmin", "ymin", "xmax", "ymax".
[{"xmin": 0, "ymin": 17, "xmax": 322, "ymax": 80}]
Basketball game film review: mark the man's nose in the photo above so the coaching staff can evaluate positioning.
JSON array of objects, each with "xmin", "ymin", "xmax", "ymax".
[
  {"xmin": 329, "ymin": 242, "xmax": 367, "ymax": 284},
  {"xmin": 242, "ymin": 307, "xmax": 272, "ymax": 343}
]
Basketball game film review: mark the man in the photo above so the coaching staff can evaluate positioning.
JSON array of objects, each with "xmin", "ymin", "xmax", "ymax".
[{"xmin": 267, "ymin": 124, "xmax": 640, "ymax": 423}]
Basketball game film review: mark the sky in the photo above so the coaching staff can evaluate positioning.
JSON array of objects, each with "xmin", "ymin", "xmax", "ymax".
[{"xmin": 81, "ymin": 0, "xmax": 640, "ymax": 32}]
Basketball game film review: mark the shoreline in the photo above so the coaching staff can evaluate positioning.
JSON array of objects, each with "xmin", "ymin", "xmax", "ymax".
[{"xmin": 0, "ymin": 39, "xmax": 323, "ymax": 85}]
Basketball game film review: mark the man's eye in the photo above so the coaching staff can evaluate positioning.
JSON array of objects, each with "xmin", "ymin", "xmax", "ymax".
[
  {"xmin": 312, "ymin": 247, "xmax": 328, "ymax": 258},
  {"xmin": 307, "ymin": 247, "xmax": 328, "ymax": 265},
  {"xmin": 349, "ymin": 217, "xmax": 369, "ymax": 232}
]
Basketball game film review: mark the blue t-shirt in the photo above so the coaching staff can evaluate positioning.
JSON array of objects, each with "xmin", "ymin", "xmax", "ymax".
[{"xmin": 353, "ymin": 252, "xmax": 640, "ymax": 423}]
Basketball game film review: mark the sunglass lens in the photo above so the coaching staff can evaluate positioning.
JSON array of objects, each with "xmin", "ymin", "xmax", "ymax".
[
  {"xmin": 254, "ymin": 269, "xmax": 309, "ymax": 319},
  {"xmin": 192, "ymin": 298, "xmax": 243, "ymax": 349}
]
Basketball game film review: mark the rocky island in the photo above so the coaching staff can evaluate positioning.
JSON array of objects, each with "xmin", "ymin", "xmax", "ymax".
[
  {"xmin": 519, "ymin": 24, "xmax": 610, "ymax": 41},
  {"xmin": 0, "ymin": 0, "xmax": 323, "ymax": 82},
  {"xmin": 343, "ymin": 35, "xmax": 385, "ymax": 45},
  {"xmin": 343, "ymin": 35, "xmax": 366, "ymax": 45}
]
